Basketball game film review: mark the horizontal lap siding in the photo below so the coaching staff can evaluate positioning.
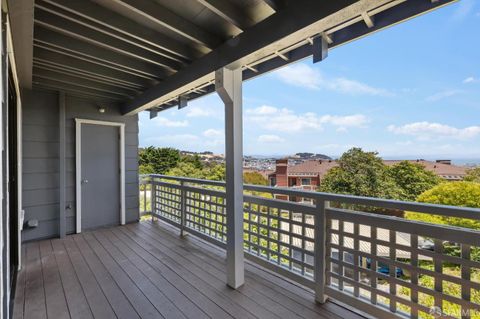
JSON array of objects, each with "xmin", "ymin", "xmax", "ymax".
[
  {"xmin": 22, "ymin": 89, "xmax": 139, "ymax": 242},
  {"xmin": 23, "ymin": 90, "xmax": 60, "ymax": 241}
]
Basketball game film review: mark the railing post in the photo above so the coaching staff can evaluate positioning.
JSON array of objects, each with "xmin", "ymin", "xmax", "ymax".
[
  {"xmin": 151, "ymin": 177, "xmax": 156, "ymax": 222},
  {"xmin": 315, "ymin": 199, "xmax": 328, "ymax": 303},
  {"xmin": 180, "ymin": 181, "xmax": 187, "ymax": 237},
  {"xmin": 143, "ymin": 178, "xmax": 147, "ymax": 215}
]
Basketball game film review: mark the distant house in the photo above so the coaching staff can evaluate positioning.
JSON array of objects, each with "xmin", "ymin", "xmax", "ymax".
[
  {"xmin": 268, "ymin": 159, "xmax": 338, "ymax": 190},
  {"xmin": 383, "ymin": 159, "xmax": 467, "ymax": 181},
  {"xmin": 268, "ymin": 158, "xmax": 468, "ymax": 196}
]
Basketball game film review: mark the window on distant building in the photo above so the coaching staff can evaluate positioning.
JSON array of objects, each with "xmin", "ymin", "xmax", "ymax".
[
  {"xmin": 270, "ymin": 177, "xmax": 276, "ymax": 186},
  {"xmin": 302, "ymin": 198, "xmax": 313, "ymax": 204},
  {"xmin": 290, "ymin": 178, "xmax": 297, "ymax": 186},
  {"xmin": 301, "ymin": 178, "xmax": 311, "ymax": 185}
]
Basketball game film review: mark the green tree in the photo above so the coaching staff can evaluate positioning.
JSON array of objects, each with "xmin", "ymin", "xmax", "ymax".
[
  {"xmin": 165, "ymin": 162, "xmax": 226, "ymax": 181},
  {"xmin": 139, "ymin": 147, "xmax": 180, "ymax": 174},
  {"xmin": 406, "ymin": 182, "xmax": 480, "ymax": 229},
  {"xmin": 464, "ymin": 167, "xmax": 480, "ymax": 183},
  {"xmin": 205, "ymin": 164, "xmax": 225, "ymax": 181},
  {"xmin": 165, "ymin": 162, "xmax": 206, "ymax": 179},
  {"xmin": 243, "ymin": 172, "xmax": 268, "ymax": 185},
  {"xmin": 319, "ymin": 148, "xmax": 404, "ymax": 200},
  {"xmin": 181, "ymin": 154, "xmax": 204, "ymax": 170},
  {"xmin": 139, "ymin": 163, "xmax": 155, "ymax": 175},
  {"xmin": 388, "ymin": 161, "xmax": 442, "ymax": 201}
]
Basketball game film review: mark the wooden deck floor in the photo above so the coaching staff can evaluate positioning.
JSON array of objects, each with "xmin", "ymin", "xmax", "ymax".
[{"xmin": 13, "ymin": 221, "xmax": 364, "ymax": 319}]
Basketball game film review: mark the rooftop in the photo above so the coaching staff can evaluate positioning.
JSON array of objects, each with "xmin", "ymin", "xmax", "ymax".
[{"xmin": 269, "ymin": 159, "xmax": 468, "ymax": 180}]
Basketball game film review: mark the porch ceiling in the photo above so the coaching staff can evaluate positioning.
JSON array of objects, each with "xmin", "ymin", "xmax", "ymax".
[{"xmin": 12, "ymin": 0, "xmax": 455, "ymax": 110}]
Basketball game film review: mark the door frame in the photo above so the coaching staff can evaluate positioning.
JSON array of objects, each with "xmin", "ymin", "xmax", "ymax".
[{"xmin": 75, "ymin": 118, "xmax": 125, "ymax": 233}]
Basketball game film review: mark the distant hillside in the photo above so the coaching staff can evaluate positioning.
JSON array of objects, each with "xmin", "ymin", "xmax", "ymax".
[{"xmin": 293, "ymin": 153, "xmax": 332, "ymax": 160}]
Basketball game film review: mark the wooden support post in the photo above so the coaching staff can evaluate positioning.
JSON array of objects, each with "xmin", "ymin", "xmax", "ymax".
[
  {"xmin": 59, "ymin": 92, "xmax": 66, "ymax": 238},
  {"xmin": 215, "ymin": 67, "xmax": 244, "ymax": 289},
  {"xmin": 312, "ymin": 35, "xmax": 328, "ymax": 63},
  {"xmin": 315, "ymin": 199, "xmax": 328, "ymax": 303}
]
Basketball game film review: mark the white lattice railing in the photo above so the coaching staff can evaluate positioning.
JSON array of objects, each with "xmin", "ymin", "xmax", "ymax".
[{"xmin": 141, "ymin": 174, "xmax": 480, "ymax": 319}]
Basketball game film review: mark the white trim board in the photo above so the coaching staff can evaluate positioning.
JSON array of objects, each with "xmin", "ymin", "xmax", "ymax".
[{"xmin": 75, "ymin": 118, "xmax": 125, "ymax": 233}]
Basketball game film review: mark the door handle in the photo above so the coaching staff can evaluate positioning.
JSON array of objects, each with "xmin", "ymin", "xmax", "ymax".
[{"xmin": 82, "ymin": 179, "xmax": 89, "ymax": 184}]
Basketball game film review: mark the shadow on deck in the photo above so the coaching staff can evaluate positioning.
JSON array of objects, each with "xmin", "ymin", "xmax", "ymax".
[{"xmin": 13, "ymin": 220, "xmax": 364, "ymax": 319}]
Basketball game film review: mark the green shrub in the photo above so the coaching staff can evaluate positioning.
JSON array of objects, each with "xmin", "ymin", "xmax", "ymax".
[{"xmin": 405, "ymin": 182, "xmax": 480, "ymax": 230}]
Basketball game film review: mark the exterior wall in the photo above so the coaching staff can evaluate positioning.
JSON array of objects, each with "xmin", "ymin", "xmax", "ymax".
[
  {"xmin": 274, "ymin": 159, "xmax": 288, "ymax": 187},
  {"xmin": 291, "ymin": 176, "xmax": 320, "ymax": 189},
  {"xmin": 22, "ymin": 89, "xmax": 139, "ymax": 241}
]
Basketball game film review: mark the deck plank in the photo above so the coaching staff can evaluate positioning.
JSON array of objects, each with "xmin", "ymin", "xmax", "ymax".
[
  {"xmin": 62, "ymin": 236, "xmax": 117, "ymax": 319},
  {"xmin": 71, "ymin": 234, "xmax": 140, "ymax": 319},
  {"xmin": 142, "ymin": 221, "xmax": 361, "ymax": 319},
  {"xmin": 111, "ymin": 226, "xmax": 259, "ymax": 319},
  {"xmin": 50, "ymin": 239, "xmax": 93, "ymax": 319},
  {"xmin": 100, "ymin": 228, "xmax": 234, "ymax": 319},
  {"xmin": 137, "ymin": 222, "xmax": 332, "ymax": 319},
  {"xmin": 12, "ymin": 245, "xmax": 26, "ymax": 319},
  {"xmin": 24, "ymin": 242, "xmax": 47, "ymax": 319},
  {"xmin": 151, "ymin": 222, "xmax": 362, "ymax": 319},
  {"xmin": 14, "ymin": 221, "xmax": 364, "ymax": 319},
  {"xmin": 81, "ymin": 232, "xmax": 175, "ymax": 319},
  {"xmin": 129, "ymin": 223, "xmax": 306, "ymax": 319},
  {"xmin": 94, "ymin": 229, "xmax": 219, "ymax": 319},
  {"xmin": 38, "ymin": 240, "xmax": 70, "ymax": 319}
]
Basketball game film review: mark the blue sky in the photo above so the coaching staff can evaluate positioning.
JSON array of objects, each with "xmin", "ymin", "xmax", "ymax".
[{"xmin": 139, "ymin": 1, "xmax": 480, "ymax": 159}]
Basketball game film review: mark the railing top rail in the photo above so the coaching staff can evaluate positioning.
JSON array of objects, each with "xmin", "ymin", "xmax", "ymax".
[
  {"xmin": 143, "ymin": 174, "xmax": 480, "ymax": 220},
  {"xmin": 149, "ymin": 174, "xmax": 225, "ymax": 187}
]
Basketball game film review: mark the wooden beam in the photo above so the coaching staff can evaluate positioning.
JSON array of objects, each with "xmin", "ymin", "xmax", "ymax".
[
  {"xmin": 33, "ymin": 46, "xmax": 154, "ymax": 88},
  {"xmin": 261, "ymin": 0, "xmax": 286, "ymax": 12},
  {"xmin": 147, "ymin": 0, "xmax": 457, "ymax": 112},
  {"xmin": 312, "ymin": 35, "xmax": 328, "ymax": 63},
  {"xmin": 34, "ymin": 7, "xmax": 180, "ymax": 73},
  {"xmin": 6, "ymin": 0, "xmax": 34, "ymax": 88},
  {"xmin": 34, "ymin": 27, "xmax": 167, "ymax": 80},
  {"xmin": 196, "ymin": 0, "xmax": 255, "ymax": 30},
  {"xmin": 121, "ymin": 0, "xmax": 357, "ymax": 115},
  {"xmin": 112, "ymin": 0, "xmax": 221, "ymax": 50},
  {"xmin": 361, "ymin": 12, "xmax": 374, "ymax": 28},
  {"xmin": 33, "ymin": 67, "xmax": 136, "ymax": 98},
  {"xmin": 38, "ymin": 0, "xmax": 200, "ymax": 61},
  {"xmin": 32, "ymin": 77, "xmax": 125, "ymax": 101}
]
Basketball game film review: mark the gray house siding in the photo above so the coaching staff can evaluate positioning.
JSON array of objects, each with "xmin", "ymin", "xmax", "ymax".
[{"xmin": 22, "ymin": 89, "xmax": 139, "ymax": 242}]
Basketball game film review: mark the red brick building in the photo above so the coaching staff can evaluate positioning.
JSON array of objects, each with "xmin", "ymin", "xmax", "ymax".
[
  {"xmin": 269, "ymin": 159, "xmax": 340, "ymax": 191},
  {"xmin": 268, "ymin": 158, "xmax": 468, "ymax": 196}
]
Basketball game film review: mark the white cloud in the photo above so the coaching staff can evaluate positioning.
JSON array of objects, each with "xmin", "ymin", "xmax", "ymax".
[
  {"xmin": 203, "ymin": 129, "xmax": 222, "ymax": 138},
  {"xmin": 257, "ymin": 135, "xmax": 285, "ymax": 143},
  {"xmin": 319, "ymin": 114, "xmax": 369, "ymax": 128},
  {"xmin": 425, "ymin": 89, "xmax": 463, "ymax": 102},
  {"xmin": 246, "ymin": 105, "xmax": 369, "ymax": 133},
  {"xmin": 152, "ymin": 116, "xmax": 188, "ymax": 127},
  {"xmin": 463, "ymin": 76, "xmax": 476, "ymax": 84},
  {"xmin": 274, "ymin": 63, "xmax": 392, "ymax": 96},
  {"xmin": 186, "ymin": 106, "xmax": 220, "ymax": 118},
  {"xmin": 328, "ymin": 78, "xmax": 391, "ymax": 96},
  {"xmin": 388, "ymin": 122, "xmax": 480, "ymax": 140},
  {"xmin": 246, "ymin": 106, "xmax": 322, "ymax": 132},
  {"xmin": 275, "ymin": 63, "xmax": 321, "ymax": 90},
  {"xmin": 249, "ymin": 105, "xmax": 277, "ymax": 115}
]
